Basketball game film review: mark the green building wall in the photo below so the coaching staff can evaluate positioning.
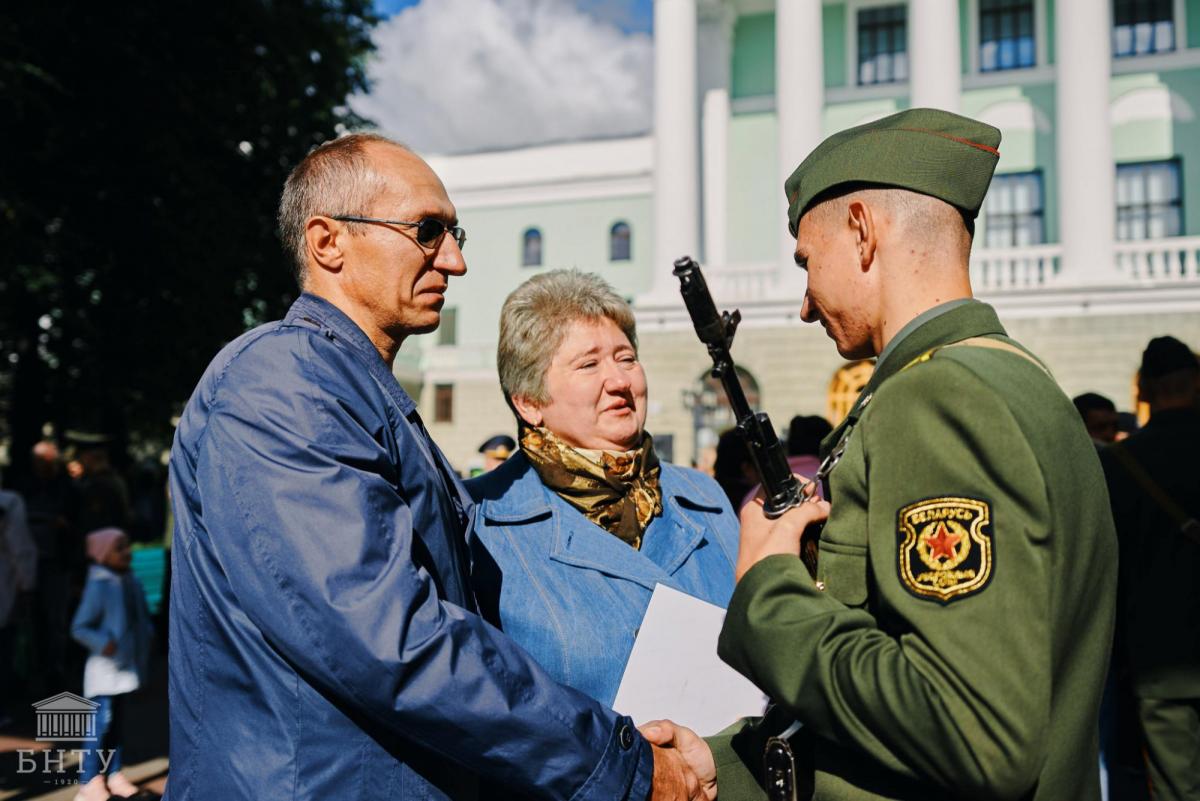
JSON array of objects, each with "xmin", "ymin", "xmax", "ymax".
[
  {"xmin": 418, "ymin": 195, "xmax": 653, "ymax": 358},
  {"xmin": 722, "ymin": 2, "xmax": 1200, "ymax": 266}
]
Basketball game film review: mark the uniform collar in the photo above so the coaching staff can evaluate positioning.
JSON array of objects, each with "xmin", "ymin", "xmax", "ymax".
[
  {"xmin": 472, "ymin": 452, "xmax": 723, "ymax": 591},
  {"xmin": 873, "ymin": 298, "xmax": 974, "ymax": 369},
  {"xmin": 284, "ymin": 292, "xmax": 417, "ymax": 416},
  {"xmin": 820, "ymin": 299, "xmax": 1006, "ymax": 456}
]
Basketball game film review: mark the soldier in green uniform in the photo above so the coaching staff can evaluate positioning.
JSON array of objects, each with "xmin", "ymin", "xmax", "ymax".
[
  {"xmin": 647, "ymin": 109, "xmax": 1119, "ymax": 801},
  {"xmin": 1100, "ymin": 336, "xmax": 1200, "ymax": 801}
]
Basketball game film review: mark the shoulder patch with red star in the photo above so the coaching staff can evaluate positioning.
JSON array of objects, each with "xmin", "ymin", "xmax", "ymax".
[{"xmin": 896, "ymin": 496, "xmax": 994, "ymax": 603}]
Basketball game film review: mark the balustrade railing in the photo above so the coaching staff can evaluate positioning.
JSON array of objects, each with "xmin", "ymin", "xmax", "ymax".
[
  {"xmin": 970, "ymin": 244, "xmax": 1063, "ymax": 291},
  {"xmin": 702, "ymin": 262, "xmax": 779, "ymax": 303},
  {"xmin": 1114, "ymin": 236, "xmax": 1200, "ymax": 282}
]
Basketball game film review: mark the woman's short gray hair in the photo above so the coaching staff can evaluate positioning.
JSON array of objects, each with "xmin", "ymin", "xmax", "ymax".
[{"xmin": 498, "ymin": 270, "xmax": 638, "ymax": 407}]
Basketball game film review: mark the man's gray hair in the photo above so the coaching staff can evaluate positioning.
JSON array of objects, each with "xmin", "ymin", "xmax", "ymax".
[
  {"xmin": 498, "ymin": 270, "xmax": 638, "ymax": 407},
  {"xmin": 277, "ymin": 132, "xmax": 403, "ymax": 286}
]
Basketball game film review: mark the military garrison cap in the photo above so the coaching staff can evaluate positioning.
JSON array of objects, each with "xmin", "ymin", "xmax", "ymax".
[{"xmin": 785, "ymin": 108, "xmax": 1002, "ymax": 235}]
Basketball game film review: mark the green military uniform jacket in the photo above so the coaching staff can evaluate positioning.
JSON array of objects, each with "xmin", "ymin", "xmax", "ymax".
[{"xmin": 710, "ymin": 300, "xmax": 1118, "ymax": 801}]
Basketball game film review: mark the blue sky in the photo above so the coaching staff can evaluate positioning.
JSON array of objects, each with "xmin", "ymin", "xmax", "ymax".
[{"xmin": 374, "ymin": 0, "xmax": 653, "ymax": 33}]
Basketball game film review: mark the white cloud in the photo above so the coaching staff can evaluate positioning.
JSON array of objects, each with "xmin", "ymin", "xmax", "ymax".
[{"xmin": 352, "ymin": 0, "xmax": 653, "ymax": 155}]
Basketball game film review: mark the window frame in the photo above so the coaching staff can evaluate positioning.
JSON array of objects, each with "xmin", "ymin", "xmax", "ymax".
[
  {"xmin": 854, "ymin": 2, "xmax": 909, "ymax": 86},
  {"xmin": 978, "ymin": 0, "xmax": 1039, "ymax": 73},
  {"xmin": 1115, "ymin": 158, "xmax": 1185, "ymax": 241},
  {"xmin": 609, "ymin": 220, "xmax": 632, "ymax": 262},
  {"xmin": 433, "ymin": 383, "xmax": 454, "ymax": 424},
  {"xmin": 966, "ymin": 0, "xmax": 1047, "ymax": 76},
  {"xmin": 1112, "ymin": 0, "xmax": 1181, "ymax": 58},
  {"xmin": 521, "ymin": 227, "xmax": 543, "ymax": 268},
  {"xmin": 982, "ymin": 169, "xmax": 1046, "ymax": 249},
  {"xmin": 846, "ymin": 0, "xmax": 912, "ymax": 90}
]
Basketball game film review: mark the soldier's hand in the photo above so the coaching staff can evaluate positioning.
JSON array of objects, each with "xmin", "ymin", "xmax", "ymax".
[
  {"xmin": 737, "ymin": 490, "xmax": 830, "ymax": 582},
  {"xmin": 641, "ymin": 720, "xmax": 717, "ymax": 800}
]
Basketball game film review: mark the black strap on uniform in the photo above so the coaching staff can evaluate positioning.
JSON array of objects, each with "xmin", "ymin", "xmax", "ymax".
[{"xmin": 1108, "ymin": 443, "xmax": 1200, "ymax": 545}]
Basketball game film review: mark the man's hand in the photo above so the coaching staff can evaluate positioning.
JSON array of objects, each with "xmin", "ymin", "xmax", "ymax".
[
  {"xmin": 737, "ymin": 490, "xmax": 830, "ymax": 582},
  {"xmin": 641, "ymin": 720, "xmax": 717, "ymax": 800}
]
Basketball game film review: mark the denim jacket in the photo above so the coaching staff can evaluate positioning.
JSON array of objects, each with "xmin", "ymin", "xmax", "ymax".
[
  {"xmin": 467, "ymin": 452, "xmax": 739, "ymax": 706},
  {"xmin": 166, "ymin": 293, "xmax": 651, "ymax": 801},
  {"xmin": 71, "ymin": 564, "xmax": 153, "ymax": 697}
]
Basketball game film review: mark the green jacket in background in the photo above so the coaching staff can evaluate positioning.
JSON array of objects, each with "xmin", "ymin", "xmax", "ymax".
[{"xmin": 710, "ymin": 300, "xmax": 1118, "ymax": 801}]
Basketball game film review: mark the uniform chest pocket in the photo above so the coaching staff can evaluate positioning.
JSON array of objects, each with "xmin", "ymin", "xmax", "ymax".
[{"xmin": 817, "ymin": 540, "xmax": 869, "ymax": 607}]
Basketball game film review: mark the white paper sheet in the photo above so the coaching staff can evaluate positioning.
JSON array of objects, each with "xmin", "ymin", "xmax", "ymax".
[{"xmin": 612, "ymin": 584, "xmax": 768, "ymax": 737}]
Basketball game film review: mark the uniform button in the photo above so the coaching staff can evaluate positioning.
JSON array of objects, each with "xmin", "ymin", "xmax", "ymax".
[
  {"xmin": 618, "ymin": 724, "xmax": 634, "ymax": 750},
  {"xmin": 814, "ymin": 581, "xmax": 826, "ymax": 592}
]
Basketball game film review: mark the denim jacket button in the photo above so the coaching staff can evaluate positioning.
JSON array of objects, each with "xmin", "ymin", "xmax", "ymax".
[{"xmin": 618, "ymin": 723, "xmax": 634, "ymax": 750}]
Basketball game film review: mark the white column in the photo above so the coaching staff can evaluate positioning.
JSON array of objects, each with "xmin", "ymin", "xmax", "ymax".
[
  {"xmin": 1056, "ymin": 0, "xmax": 1116, "ymax": 281},
  {"xmin": 702, "ymin": 87, "xmax": 730, "ymax": 267},
  {"xmin": 909, "ymin": 0, "xmax": 961, "ymax": 112},
  {"xmin": 652, "ymin": 0, "xmax": 701, "ymax": 295},
  {"xmin": 776, "ymin": 0, "xmax": 824, "ymax": 286}
]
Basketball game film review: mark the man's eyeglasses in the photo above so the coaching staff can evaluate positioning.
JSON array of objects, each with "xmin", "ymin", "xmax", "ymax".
[{"xmin": 330, "ymin": 215, "xmax": 467, "ymax": 250}]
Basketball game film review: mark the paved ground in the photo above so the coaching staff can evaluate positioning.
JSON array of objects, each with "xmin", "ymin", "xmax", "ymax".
[{"xmin": 0, "ymin": 655, "xmax": 168, "ymax": 801}]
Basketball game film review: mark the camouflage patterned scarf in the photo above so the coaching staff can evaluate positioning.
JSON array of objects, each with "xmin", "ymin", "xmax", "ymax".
[{"xmin": 520, "ymin": 426, "xmax": 663, "ymax": 549}]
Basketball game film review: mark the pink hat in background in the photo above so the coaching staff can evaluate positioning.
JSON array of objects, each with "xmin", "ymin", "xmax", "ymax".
[{"xmin": 85, "ymin": 527, "xmax": 127, "ymax": 565}]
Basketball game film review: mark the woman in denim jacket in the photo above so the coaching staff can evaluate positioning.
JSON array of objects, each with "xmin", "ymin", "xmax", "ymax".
[
  {"xmin": 466, "ymin": 270, "xmax": 740, "ymax": 707},
  {"xmin": 70, "ymin": 528, "xmax": 152, "ymax": 801}
]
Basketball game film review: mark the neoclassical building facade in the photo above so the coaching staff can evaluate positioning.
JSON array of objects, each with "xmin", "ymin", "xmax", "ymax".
[{"xmin": 401, "ymin": 0, "xmax": 1200, "ymax": 472}]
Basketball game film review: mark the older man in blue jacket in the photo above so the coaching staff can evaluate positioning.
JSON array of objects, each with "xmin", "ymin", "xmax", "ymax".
[{"xmin": 166, "ymin": 134, "xmax": 705, "ymax": 800}]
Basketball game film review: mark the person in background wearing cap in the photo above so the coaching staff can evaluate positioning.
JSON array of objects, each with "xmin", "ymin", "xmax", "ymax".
[
  {"xmin": 70, "ymin": 528, "xmax": 153, "ymax": 801},
  {"xmin": 1100, "ymin": 336, "xmax": 1200, "ymax": 801},
  {"xmin": 646, "ymin": 109, "xmax": 1119, "ymax": 801},
  {"xmin": 477, "ymin": 433, "xmax": 516, "ymax": 473}
]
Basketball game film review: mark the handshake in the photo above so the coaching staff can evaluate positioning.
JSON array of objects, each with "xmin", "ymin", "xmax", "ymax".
[{"xmin": 641, "ymin": 720, "xmax": 718, "ymax": 800}]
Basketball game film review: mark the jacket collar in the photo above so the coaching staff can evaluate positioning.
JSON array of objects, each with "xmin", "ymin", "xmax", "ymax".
[
  {"xmin": 821, "ymin": 300, "xmax": 1006, "ymax": 456},
  {"xmin": 474, "ymin": 452, "xmax": 723, "ymax": 591},
  {"xmin": 284, "ymin": 293, "xmax": 417, "ymax": 416}
]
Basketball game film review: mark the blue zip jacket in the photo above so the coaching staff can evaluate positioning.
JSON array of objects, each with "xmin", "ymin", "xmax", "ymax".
[
  {"xmin": 467, "ymin": 453, "xmax": 739, "ymax": 706},
  {"xmin": 166, "ymin": 293, "xmax": 652, "ymax": 801}
]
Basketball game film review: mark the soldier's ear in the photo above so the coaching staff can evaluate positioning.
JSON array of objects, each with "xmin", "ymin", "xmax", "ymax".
[{"xmin": 846, "ymin": 199, "xmax": 877, "ymax": 270}]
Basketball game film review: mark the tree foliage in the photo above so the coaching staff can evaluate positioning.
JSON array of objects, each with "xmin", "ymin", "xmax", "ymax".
[{"xmin": 0, "ymin": 1, "xmax": 378, "ymax": 479}]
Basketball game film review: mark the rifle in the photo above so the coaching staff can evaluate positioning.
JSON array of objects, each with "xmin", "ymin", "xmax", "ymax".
[{"xmin": 673, "ymin": 256, "xmax": 820, "ymax": 577}]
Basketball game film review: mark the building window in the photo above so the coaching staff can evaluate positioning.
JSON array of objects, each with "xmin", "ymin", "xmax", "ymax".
[
  {"xmin": 857, "ymin": 5, "xmax": 908, "ymax": 85},
  {"xmin": 438, "ymin": 306, "xmax": 457, "ymax": 346},
  {"xmin": 983, "ymin": 171, "xmax": 1045, "ymax": 248},
  {"xmin": 1113, "ymin": 0, "xmax": 1175, "ymax": 58},
  {"xmin": 980, "ymin": 0, "xmax": 1036, "ymax": 72},
  {"xmin": 1116, "ymin": 160, "xmax": 1183, "ymax": 240},
  {"xmin": 434, "ymin": 383, "xmax": 454, "ymax": 423},
  {"xmin": 610, "ymin": 221, "xmax": 632, "ymax": 261},
  {"xmin": 521, "ymin": 228, "xmax": 542, "ymax": 267}
]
